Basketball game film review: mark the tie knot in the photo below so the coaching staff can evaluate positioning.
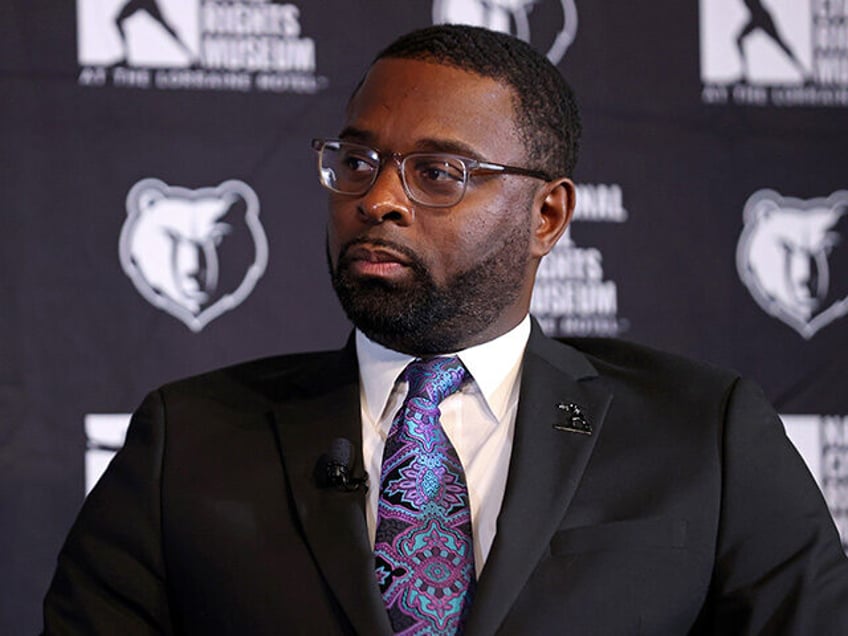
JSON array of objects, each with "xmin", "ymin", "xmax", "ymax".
[{"xmin": 403, "ymin": 356, "xmax": 466, "ymax": 406}]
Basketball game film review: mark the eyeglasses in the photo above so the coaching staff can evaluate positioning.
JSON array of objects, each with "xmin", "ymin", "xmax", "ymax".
[{"xmin": 312, "ymin": 138, "xmax": 552, "ymax": 208}]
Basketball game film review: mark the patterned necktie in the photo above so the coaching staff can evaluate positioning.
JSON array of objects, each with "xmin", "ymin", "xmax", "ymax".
[{"xmin": 374, "ymin": 357, "xmax": 476, "ymax": 635}]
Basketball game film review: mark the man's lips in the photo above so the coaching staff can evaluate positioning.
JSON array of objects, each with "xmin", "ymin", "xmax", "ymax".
[
  {"xmin": 345, "ymin": 245, "xmax": 412, "ymax": 265},
  {"xmin": 342, "ymin": 244, "xmax": 413, "ymax": 278}
]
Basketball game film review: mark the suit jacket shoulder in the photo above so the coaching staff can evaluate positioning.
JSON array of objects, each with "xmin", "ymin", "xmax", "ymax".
[
  {"xmin": 153, "ymin": 340, "xmax": 359, "ymax": 410},
  {"xmin": 559, "ymin": 335, "xmax": 738, "ymax": 387},
  {"xmin": 488, "ymin": 329, "xmax": 848, "ymax": 635}
]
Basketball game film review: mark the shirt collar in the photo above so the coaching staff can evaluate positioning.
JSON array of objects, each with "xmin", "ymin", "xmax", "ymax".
[{"xmin": 355, "ymin": 315, "xmax": 531, "ymax": 423}]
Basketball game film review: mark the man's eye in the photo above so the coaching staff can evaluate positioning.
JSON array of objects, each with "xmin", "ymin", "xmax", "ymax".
[
  {"xmin": 342, "ymin": 155, "xmax": 374, "ymax": 172},
  {"xmin": 416, "ymin": 160, "xmax": 464, "ymax": 182}
]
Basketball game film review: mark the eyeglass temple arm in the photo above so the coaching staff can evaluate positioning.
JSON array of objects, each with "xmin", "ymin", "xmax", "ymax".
[{"xmin": 474, "ymin": 161, "xmax": 553, "ymax": 181}]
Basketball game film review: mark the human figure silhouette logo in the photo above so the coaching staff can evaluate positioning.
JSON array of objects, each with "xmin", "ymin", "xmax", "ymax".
[
  {"xmin": 699, "ymin": 0, "xmax": 812, "ymax": 87},
  {"xmin": 735, "ymin": 0, "xmax": 807, "ymax": 82},
  {"xmin": 114, "ymin": 0, "xmax": 197, "ymax": 66},
  {"xmin": 432, "ymin": 0, "xmax": 578, "ymax": 64},
  {"xmin": 77, "ymin": 0, "xmax": 199, "ymax": 68}
]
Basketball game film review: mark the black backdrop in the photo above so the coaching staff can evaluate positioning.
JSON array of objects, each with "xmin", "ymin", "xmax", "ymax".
[{"xmin": 3, "ymin": 1, "xmax": 847, "ymax": 632}]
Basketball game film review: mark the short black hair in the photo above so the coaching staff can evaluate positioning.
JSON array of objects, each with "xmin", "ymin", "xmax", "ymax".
[{"xmin": 374, "ymin": 24, "xmax": 581, "ymax": 178}]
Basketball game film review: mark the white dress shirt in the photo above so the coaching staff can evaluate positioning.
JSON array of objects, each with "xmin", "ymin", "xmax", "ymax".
[{"xmin": 356, "ymin": 315, "xmax": 530, "ymax": 577}]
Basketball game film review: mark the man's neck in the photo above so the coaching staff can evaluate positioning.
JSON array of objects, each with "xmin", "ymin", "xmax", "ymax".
[{"xmin": 358, "ymin": 312, "xmax": 532, "ymax": 357}]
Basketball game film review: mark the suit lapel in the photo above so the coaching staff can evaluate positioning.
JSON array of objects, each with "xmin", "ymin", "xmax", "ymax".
[
  {"xmin": 271, "ymin": 343, "xmax": 392, "ymax": 636},
  {"xmin": 466, "ymin": 326, "xmax": 613, "ymax": 636}
]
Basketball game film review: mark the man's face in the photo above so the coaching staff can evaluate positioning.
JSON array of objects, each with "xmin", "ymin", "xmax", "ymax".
[{"xmin": 327, "ymin": 58, "xmax": 548, "ymax": 355}]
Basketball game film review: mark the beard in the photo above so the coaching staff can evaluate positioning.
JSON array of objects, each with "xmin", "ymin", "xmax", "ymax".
[{"xmin": 330, "ymin": 220, "xmax": 532, "ymax": 355}]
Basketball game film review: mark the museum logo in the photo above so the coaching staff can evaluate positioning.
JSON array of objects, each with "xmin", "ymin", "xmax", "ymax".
[
  {"xmin": 119, "ymin": 178, "xmax": 268, "ymax": 332},
  {"xmin": 737, "ymin": 189, "xmax": 848, "ymax": 338},
  {"xmin": 700, "ymin": 0, "xmax": 848, "ymax": 106},
  {"xmin": 782, "ymin": 414, "xmax": 848, "ymax": 552},
  {"xmin": 531, "ymin": 183, "xmax": 628, "ymax": 337},
  {"xmin": 85, "ymin": 413, "xmax": 131, "ymax": 494},
  {"xmin": 76, "ymin": 0, "xmax": 327, "ymax": 93}
]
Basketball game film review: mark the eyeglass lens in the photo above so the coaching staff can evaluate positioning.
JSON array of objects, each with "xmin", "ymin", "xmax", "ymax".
[{"xmin": 318, "ymin": 142, "xmax": 469, "ymax": 207}]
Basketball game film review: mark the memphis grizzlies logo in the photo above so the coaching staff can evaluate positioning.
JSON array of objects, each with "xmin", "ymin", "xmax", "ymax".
[
  {"xmin": 433, "ymin": 0, "xmax": 578, "ymax": 65},
  {"xmin": 119, "ymin": 178, "xmax": 268, "ymax": 332},
  {"xmin": 737, "ymin": 189, "xmax": 848, "ymax": 338}
]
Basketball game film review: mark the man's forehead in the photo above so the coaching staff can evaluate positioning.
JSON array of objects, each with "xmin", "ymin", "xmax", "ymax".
[
  {"xmin": 349, "ymin": 57, "xmax": 513, "ymax": 107},
  {"xmin": 342, "ymin": 57, "xmax": 523, "ymax": 159},
  {"xmin": 338, "ymin": 125, "xmax": 488, "ymax": 160}
]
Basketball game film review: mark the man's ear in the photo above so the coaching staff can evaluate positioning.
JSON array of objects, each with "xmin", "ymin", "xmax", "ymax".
[{"xmin": 531, "ymin": 177, "xmax": 575, "ymax": 258}]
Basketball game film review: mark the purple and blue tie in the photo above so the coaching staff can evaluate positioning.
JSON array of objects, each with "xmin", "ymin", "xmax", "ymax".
[{"xmin": 374, "ymin": 357, "xmax": 476, "ymax": 635}]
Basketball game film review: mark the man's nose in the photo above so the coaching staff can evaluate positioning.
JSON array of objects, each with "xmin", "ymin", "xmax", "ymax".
[{"xmin": 356, "ymin": 161, "xmax": 414, "ymax": 225}]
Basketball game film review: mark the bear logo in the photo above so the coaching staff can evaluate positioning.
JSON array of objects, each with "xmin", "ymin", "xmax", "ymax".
[
  {"xmin": 737, "ymin": 189, "xmax": 848, "ymax": 339},
  {"xmin": 119, "ymin": 178, "xmax": 268, "ymax": 332}
]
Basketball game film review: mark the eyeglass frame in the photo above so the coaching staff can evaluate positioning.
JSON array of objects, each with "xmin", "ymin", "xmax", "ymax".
[{"xmin": 311, "ymin": 138, "xmax": 554, "ymax": 208}]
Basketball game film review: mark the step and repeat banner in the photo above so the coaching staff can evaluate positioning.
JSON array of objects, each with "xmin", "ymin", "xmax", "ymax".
[{"xmin": 2, "ymin": 1, "xmax": 847, "ymax": 632}]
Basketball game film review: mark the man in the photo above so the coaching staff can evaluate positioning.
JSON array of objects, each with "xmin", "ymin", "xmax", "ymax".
[{"xmin": 44, "ymin": 24, "xmax": 847, "ymax": 635}]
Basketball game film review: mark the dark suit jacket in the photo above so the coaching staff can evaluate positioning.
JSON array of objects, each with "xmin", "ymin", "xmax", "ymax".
[{"xmin": 43, "ymin": 325, "xmax": 848, "ymax": 635}]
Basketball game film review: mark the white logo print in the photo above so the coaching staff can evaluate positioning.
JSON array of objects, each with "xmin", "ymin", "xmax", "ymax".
[
  {"xmin": 700, "ymin": 0, "xmax": 848, "ymax": 107},
  {"xmin": 76, "ymin": 1, "xmax": 325, "ymax": 93},
  {"xmin": 119, "ymin": 178, "xmax": 268, "ymax": 332},
  {"xmin": 737, "ymin": 189, "xmax": 848, "ymax": 338},
  {"xmin": 433, "ymin": 0, "xmax": 578, "ymax": 65},
  {"xmin": 84, "ymin": 413, "xmax": 131, "ymax": 494},
  {"xmin": 781, "ymin": 414, "xmax": 848, "ymax": 552},
  {"xmin": 78, "ymin": 0, "xmax": 199, "ymax": 68},
  {"xmin": 531, "ymin": 183, "xmax": 628, "ymax": 337},
  {"xmin": 700, "ymin": 0, "xmax": 810, "ymax": 85}
]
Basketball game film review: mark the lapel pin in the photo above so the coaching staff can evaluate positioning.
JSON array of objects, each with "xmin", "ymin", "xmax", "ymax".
[{"xmin": 554, "ymin": 401, "xmax": 592, "ymax": 435}]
